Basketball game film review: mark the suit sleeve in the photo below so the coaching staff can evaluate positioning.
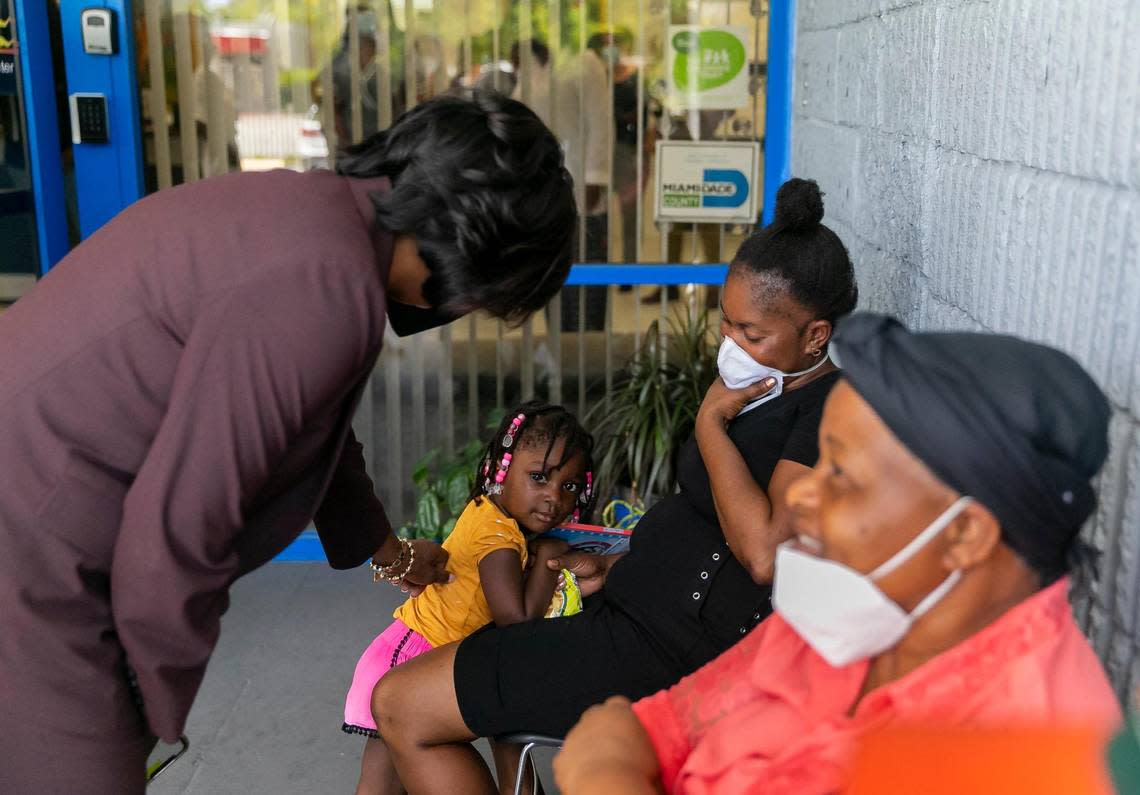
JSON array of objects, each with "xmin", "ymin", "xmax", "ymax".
[
  {"xmin": 313, "ymin": 428, "xmax": 392, "ymax": 569},
  {"xmin": 109, "ymin": 271, "xmax": 375, "ymax": 741}
]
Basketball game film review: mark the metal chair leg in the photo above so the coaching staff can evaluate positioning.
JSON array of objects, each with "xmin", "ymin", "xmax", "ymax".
[
  {"xmin": 146, "ymin": 735, "xmax": 189, "ymax": 783},
  {"xmin": 513, "ymin": 741, "xmax": 538, "ymax": 795}
]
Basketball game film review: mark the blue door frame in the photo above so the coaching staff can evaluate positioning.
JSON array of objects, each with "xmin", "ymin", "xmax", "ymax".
[
  {"xmin": 763, "ymin": 0, "xmax": 795, "ymax": 227},
  {"xmin": 13, "ymin": 0, "xmax": 69, "ymax": 272}
]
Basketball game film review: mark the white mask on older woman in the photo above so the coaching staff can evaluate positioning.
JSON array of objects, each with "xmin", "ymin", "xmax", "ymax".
[
  {"xmin": 716, "ymin": 336, "xmax": 831, "ymax": 414},
  {"xmin": 772, "ymin": 496, "xmax": 973, "ymax": 668}
]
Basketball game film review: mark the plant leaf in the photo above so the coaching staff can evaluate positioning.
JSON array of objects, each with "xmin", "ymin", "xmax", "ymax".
[
  {"xmin": 415, "ymin": 492, "xmax": 440, "ymax": 532},
  {"xmin": 411, "ymin": 449, "xmax": 438, "ymax": 486},
  {"xmin": 440, "ymin": 516, "xmax": 458, "ymax": 540},
  {"xmin": 445, "ymin": 472, "xmax": 471, "ymax": 515}
]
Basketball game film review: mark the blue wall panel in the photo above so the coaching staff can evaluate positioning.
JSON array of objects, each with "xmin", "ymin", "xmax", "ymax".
[{"xmin": 13, "ymin": 0, "xmax": 69, "ymax": 271}]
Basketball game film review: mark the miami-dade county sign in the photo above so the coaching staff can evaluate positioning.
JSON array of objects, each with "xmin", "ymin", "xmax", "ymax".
[
  {"xmin": 655, "ymin": 141, "xmax": 761, "ymax": 224},
  {"xmin": 666, "ymin": 25, "xmax": 750, "ymax": 110}
]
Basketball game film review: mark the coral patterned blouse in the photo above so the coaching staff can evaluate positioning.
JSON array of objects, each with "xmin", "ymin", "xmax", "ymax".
[{"xmin": 631, "ymin": 578, "xmax": 1120, "ymax": 795}]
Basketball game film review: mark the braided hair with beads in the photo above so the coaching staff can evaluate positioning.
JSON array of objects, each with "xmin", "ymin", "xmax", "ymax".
[{"xmin": 471, "ymin": 401, "xmax": 597, "ymax": 524}]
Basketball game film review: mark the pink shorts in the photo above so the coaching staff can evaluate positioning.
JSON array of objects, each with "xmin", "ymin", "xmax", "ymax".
[{"xmin": 342, "ymin": 619, "xmax": 433, "ymax": 737}]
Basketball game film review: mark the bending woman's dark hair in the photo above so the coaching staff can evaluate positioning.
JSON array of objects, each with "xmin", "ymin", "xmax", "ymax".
[
  {"xmin": 337, "ymin": 91, "xmax": 577, "ymax": 324},
  {"xmin": 732, "ymin": 178, "xmax": 858, "ymax": 328}
]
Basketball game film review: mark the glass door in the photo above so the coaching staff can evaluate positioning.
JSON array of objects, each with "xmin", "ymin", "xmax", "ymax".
[{"xmin": 1, "ymin": 0, "xmax": 42, "ymax": 298}]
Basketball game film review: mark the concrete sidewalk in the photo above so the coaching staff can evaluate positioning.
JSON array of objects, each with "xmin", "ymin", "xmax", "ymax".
[{"xmin": 149, "ymin": 563, "xmax": 559, "ymax": 794}]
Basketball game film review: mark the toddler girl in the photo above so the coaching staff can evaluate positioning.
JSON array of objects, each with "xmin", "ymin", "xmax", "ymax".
[{"xmin": 343, "ymin": 401, "xmax": 594, "ymax": 795}]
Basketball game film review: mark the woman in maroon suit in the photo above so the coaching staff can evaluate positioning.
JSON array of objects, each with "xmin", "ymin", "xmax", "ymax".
[{"xmin": 0, "ymin": 91, "xmax": 576, "ymax": 794}]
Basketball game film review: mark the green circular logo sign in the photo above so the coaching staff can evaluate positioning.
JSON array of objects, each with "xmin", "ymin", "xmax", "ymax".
[{"xmin": 672, "ymin": 30, "xmax": 746, "ymax": 93}]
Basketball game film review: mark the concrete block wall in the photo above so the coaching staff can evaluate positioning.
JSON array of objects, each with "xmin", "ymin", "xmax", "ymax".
[{"xmin": 792, "ymin": 0, "xmax": 1140, "ymax": 697}]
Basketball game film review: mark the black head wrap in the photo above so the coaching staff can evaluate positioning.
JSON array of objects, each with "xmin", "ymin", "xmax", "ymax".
[{"xmin": 832, "ymin": 313, "xmax": 1110, "ymax": 582}]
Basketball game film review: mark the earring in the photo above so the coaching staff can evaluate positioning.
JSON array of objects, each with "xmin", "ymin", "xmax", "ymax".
[{"xmin": 809, "ymin": 348, "xmax": 822, "ymax": 357}]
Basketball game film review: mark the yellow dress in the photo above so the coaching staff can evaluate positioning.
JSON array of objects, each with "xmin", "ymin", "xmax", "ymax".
[{"xmin": 394, "ymin": 498, "xmax": 527, "ymax": 647}]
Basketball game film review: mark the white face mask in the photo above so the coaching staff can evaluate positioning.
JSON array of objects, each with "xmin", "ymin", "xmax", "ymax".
[
  {"xmin": 716, "ymin": 335, "xmax": 830, "ymax": 414},
  {"xmin": 772, "ymin": 496, "xmax": 974, "ymax": 668}
]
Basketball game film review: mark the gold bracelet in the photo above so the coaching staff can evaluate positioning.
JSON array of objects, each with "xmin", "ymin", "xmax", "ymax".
[
  {"xmin": 369, "ymin": 538, "xmax": 410, "ymax": 583},
  {"xmin": 390, "ymin": 541, "xmax": 416, "ymax": 584}
]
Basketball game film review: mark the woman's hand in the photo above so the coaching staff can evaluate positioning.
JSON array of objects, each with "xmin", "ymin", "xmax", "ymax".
[
  {"xmin": 554, "ymin": 696, "xmax": 662, "ymax": 795},
  {"xmin": 545, "ymin": 550, "xmax": 620, "ymax": 598},
  {"xmin": 697, "ymin": 376, "xmax": 777, "ymax": 430}
]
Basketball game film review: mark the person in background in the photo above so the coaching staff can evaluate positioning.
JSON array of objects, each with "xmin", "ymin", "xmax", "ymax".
[
  {"xmin": 412, "ymin": 34, "xmax": 450, "ymax": 102},
  {"xmin": 510, "ymin": 36, "xmax": 612, "ymax": 331},
  {"xmin": 512, "ymin": 37, "xmax": 610, "ymax": 262},
  {"xmin": 553, "ymin": 313, "xmax": 1121, "ymax": 795},
  {"xmin": 600, "ymin": 28, "xmax": 653, "ymax": 264},
  {"xmin": 133, "ymin": 8, "xmax": 238, "ymax": 186},
  {"xmin": 508, "ymin": 39, "xmax": 550, "ymax": 122},
  {"xmin": 323, "ymin": 5, "xmax": 406, "ymax": 146}
]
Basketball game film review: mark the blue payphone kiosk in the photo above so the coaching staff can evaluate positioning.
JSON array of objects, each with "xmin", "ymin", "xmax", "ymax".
[
  {"xmin": 8, "ymin": 0, "xmax": 144, "ymax": 282},
  {"xmin": 58, "ymin": 0, "xmax": 143, "ymax": 240}
]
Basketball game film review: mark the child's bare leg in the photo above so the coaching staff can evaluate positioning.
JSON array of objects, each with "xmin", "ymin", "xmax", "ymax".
[
  {"xmin": 490, "ymin": 740, "xmax": 544, "ymax": 795},
  {"xmin": 355, "ymin": 736, "xmax": 405, "ymax": 795}
]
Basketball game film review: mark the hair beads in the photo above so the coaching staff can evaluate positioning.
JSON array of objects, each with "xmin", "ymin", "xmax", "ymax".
[
  {"xmin": 486, "ymin": 416, "xmax": 525, "ymax": 495},
  {"xmin": 501, "ymin": 413, "xmax": 525, "ymax": 449},
  {"xmin": 572, "ymin": 471, "xmax": 594, "ymax": 523},
  {"xmin": 486, "ymin": 452, "xmax": 512, "ymax": 495}
]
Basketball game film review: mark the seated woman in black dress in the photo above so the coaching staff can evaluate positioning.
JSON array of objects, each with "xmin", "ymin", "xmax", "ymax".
[{"xmin": 373, "ymin": 179, "xmax": 860, "ymax": 793}]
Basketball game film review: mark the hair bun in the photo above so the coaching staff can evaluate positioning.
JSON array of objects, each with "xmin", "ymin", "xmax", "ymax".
[{"xmin": 774, "ymin": 178, "xmax": 825, "ymax": 231}]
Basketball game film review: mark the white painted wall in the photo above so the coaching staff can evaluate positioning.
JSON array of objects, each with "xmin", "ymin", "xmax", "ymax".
[{"xmin": 792, "ymin": 0, "xmax": 1140, "ymax": 696}]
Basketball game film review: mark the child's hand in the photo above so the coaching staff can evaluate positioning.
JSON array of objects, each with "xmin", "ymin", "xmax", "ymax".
[{"xmin": 529, "ymin": 536, "xmax": 571, "ymax": 562}]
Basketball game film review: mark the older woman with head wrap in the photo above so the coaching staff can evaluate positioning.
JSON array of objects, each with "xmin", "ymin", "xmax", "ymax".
[{"xmin": 553, "ymin": 313, "xmax": 1122, "ymax": 795}]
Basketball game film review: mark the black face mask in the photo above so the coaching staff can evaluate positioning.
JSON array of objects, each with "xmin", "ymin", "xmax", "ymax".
[{"xmin": 386, "ymin": 300, "xmax": 461, "ymax": 337}]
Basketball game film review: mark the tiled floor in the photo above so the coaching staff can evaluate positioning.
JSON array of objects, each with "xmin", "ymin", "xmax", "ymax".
[{"xmin": 148, "ymin": 562, "xmax": 559, "ymax": 794}]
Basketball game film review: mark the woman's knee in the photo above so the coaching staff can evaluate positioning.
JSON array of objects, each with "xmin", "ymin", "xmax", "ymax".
[
  {"xmin": 372, "ymin": 644, "xmax": 476, "ymax": 749},
  {"xmin": 372, "ymin": 666, "xmax": 414, "ymax": 742}
]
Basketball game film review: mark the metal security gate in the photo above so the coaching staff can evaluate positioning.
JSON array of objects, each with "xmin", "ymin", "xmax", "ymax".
[{"xmin": 124, "ymin": 0, "xmax": 780, "ymax": 524}]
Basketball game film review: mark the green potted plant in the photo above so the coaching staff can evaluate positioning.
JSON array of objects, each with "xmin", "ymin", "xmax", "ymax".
[{"xmin": 587, "ymin": 307, "xmax": 718, "ymax": 509}]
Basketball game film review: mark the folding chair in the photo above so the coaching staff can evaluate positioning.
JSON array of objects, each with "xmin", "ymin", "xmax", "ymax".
[{"xmin": 494, "ymin": 733, "xmax": 563, "ymax": 795}]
